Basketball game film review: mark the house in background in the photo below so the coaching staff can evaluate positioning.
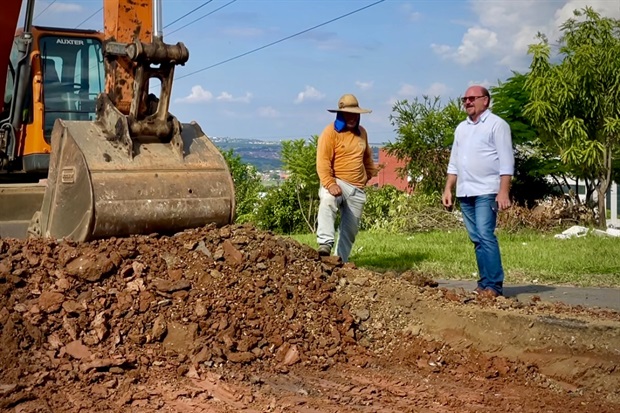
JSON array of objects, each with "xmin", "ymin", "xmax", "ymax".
[{"xmin": 368, "ymin": 148, "xmax": 412, "ymax": 192}]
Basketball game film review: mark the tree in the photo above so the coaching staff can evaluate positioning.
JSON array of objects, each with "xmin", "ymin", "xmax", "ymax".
[
  {"xmin": 525, "ymin": 7, "xmax": 620, "ymax": 227},
  {"xmin": 491, "ymin": 73, "xmax": 563, "ymax": 207},
  {"xmin": 220, "ymin": 149, "xmax": 263, "ymax": 223},
  {"xmin": 280, "ymin": 136, "xmax": 319, "ymax": 233},
  {"xmin": 385, "ymin": 96, "xmax": 464, "ymax": 195}
]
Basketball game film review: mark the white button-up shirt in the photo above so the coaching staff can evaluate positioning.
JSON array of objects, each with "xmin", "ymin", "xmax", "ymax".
[{"xmin": 447, "ymin": 109, "xmax": 514, "ymax": 197}]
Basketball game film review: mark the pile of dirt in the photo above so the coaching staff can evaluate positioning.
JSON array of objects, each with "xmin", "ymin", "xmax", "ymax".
[
  {"xmin": 0, "ymin": 223, "xmax": 618, "ymax": 412},
  {"xmin": 0, "ymin": 224, "xmax": 367, "ymax": 410}
]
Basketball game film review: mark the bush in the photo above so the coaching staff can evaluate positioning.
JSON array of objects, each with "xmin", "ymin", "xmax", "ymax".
[
  {"xmin": 362, "ymin": 186, "xmax": 461, "ymax": 233},
  {"xmin": 219, "ymin": 149, "xmax": 262, "ymax": 223},
  {"xmin": 498, "ymin": 195, "xmax": 597, "ymax": 232},
  {"xmin": 254, "ymin": 180, "xmax": 308, "ymax": 234},
  {"xmin": 361, "ymin": 185, "xmax": 406, "ymax": 231}
]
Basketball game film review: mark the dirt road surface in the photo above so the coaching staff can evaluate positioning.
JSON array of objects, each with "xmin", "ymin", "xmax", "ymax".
[{"xmin": 1, "ymin": 224, "xmax": 618, "ymax": 412}]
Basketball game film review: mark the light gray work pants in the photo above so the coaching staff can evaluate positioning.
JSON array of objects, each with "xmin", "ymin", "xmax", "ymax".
[{"xmin": 316, "ymin": 178, "xmax": 366, "ymax": 262}]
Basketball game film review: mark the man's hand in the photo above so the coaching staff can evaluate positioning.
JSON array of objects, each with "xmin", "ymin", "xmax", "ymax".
[
  {"xmin": 442, "ymin": 174, "xmax": 457, "ymax": 210},
  {"xmin": 441, "ymin": 189, "xmax": 453, "ymax": 209},
  {"xmin": 328, "ymin": 183, "xmax": 342, "ymax": 196},
  {"xmin": 496, "ymin": 192, "xmax": 511, "ymax": 210}
]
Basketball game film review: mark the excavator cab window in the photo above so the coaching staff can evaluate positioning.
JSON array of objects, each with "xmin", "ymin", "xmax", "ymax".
[{"xmin": 40, "ymin": 35, "xmax": 103, "ymax": 140}]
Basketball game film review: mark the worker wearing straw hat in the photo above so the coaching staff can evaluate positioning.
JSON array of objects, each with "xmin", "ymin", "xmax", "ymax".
[{"xmin": 316, "ymin": 94, "xmax": 377, "ymax": 262}]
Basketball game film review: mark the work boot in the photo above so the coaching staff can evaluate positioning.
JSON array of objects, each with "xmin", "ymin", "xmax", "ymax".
[{"xmin": 317, "ymin": 244, "xmax": 332, "ymax": 257}]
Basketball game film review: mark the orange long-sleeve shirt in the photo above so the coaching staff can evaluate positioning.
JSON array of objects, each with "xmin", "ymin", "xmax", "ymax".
[{"xmin": 316, "ymin": 123, "xmax": 377, "ymax": 189}]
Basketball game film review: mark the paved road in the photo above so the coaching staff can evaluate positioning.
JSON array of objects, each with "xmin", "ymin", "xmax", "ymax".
[{"xmin": 437, "ymin": 280, "xmax": 620, "ymax": 312}]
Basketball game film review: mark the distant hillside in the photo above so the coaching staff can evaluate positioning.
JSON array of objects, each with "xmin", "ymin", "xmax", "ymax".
[
  {"xmin": 211, "ymin": 137, "xmax": 380, "ymax": 172},
  {"xmin": 212, "ymin": 137, "xmax": 283, "ymax": 171}
]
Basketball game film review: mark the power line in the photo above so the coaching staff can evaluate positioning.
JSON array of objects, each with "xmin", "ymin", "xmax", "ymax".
[
  {"xmin": 164, "ymin": 0, "xmax": 215, "ymax": 29},
  {"xmin": 75, "ymin": 7, "xmax": 103, "ymax": 29},
  {"xmin": 176, "ymin": 0, "xmax": 386, "ymax": 81},
  {"xmin": 34, "ymin": 0, "xmax": 57, "ymax": 20},
  {"xmin": 167, "ymin": 0, "xmax": 237, "ymax": 36}
]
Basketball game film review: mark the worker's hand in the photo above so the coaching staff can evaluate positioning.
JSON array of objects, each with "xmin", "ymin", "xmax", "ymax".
[
  {"xmin": 441, "ymin": 189, "xmax": 453, "ymax": 209},
  {"xmin": 327, "ymin": 184, "xmax": 342, "ymax": 197},
  {"xmin": 496, "ymin": 192, "xmax": 511, "ymax": 211}
]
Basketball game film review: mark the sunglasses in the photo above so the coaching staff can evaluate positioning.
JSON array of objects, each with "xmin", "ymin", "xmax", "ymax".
[{"xmin": 460, "ymin": 95, "xmax": 487, "ymax": 103}]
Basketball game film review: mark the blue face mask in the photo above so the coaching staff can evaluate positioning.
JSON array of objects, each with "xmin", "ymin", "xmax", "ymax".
[{"xmin": 334, "ymin": 112, "xmax": 346, "ymax": 132}]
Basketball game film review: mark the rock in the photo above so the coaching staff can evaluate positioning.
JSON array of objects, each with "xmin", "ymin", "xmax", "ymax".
[
  {"xmin": 0, "ymin": 383, "xmax": 17, "ymax": 396},
  {"xmin": 151, "ymin": 278, "xmax": 191, "ymax": 293},
  {"xmin": 222, "ymin": 240, "xmax": 244, "ymax": 266},
  {"xmin": 168, "ymin": 268, "xmax": 183, "ymax": 281},
  {"xmin": 282, "ymin": 345, "xmax": 301, "ymax": 366},
  {"xmin": 65, "ymin": 253, "xmax": 117, "ymax": 282},
  {"xmin": 195, "ymin": 241, "xmax": 212, "ymax": 258},
  {"xmin": 226, "ymin": 351, "xmax": 257, "ymax": 364},
  {"xmin": 194, "ymin": 300, "xmax": 209, "ymax": 317},
  {"xmin": 62, "ymin": 300, "xmax": 83, "ymax": 314},
  {"xmin": 163, "ymin": 322, "xmax": 198, "ymax": 354},
  {"xmin": 64, "ymin": 340, "xmax": 92, "ymax": 360},
  {"xmin": 404, "ymin": 323, "xmax": 422, "ymax": 336},
  {"xmin": 152, "ymin": 315, "xmax": 167, "ymax": 341},
  {"xmin": 353, "ymin": 308, "xmax": 371, "ymax": 322},
  {"xmin": 351, "ymin": 276, "xmax": 369, "ymax": 286},
  {"xmin": 38, "ymin": 292, "xmax": 65, "ymax": 313},
  {"xmin": 0, "ymin": 260, "xmax": 11, "ymax": 276}
]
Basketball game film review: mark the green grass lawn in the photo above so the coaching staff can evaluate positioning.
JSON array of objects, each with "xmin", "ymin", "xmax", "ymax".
[{"xmin": 290, "ymin": 230, "xmax": 620, "ymax": 287}]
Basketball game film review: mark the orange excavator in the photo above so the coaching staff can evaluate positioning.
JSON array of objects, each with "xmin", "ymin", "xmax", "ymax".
[{"xmin": 0, "ymin": 0, "xmax": 234, "ymax": 241}]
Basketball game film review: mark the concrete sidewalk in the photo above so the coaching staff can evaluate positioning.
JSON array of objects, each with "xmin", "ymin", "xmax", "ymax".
[{"xmin": 437, "ymin": 280, "xmax": 620, "ymax": 312}]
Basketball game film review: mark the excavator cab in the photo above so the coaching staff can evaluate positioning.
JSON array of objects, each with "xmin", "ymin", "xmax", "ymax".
[{"xmin": 40, "ymin": 35, "xmax": 104, "ymax": 135}]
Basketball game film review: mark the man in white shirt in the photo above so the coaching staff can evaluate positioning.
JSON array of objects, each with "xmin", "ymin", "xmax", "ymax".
[{"xmin": 442, "ymin": 85, "xmax": 514, "ymax": 298}]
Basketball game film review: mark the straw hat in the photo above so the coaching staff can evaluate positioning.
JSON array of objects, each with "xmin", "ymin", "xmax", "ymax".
[{"xmin": 327, "ymin": 94, "xmax": 372, "ymax": 114}]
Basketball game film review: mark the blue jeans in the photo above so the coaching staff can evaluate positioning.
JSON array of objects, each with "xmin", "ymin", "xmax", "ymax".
[
  {"xmin": 459, "ymin": 194, "xmax": 504, "ymax": 295},
  {"xmin": 316, "ymin": 179, "xmax": 366, "ymax": 262}
]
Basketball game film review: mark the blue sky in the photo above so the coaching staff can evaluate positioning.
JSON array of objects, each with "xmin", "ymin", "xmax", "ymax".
[{"xmin": 24, "ymin": 0, "xmax": 620, "ymax": 144}]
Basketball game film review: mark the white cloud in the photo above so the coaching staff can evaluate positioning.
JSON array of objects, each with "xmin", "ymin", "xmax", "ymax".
[
  {"xmin": 356, "ymin": 81, "xmax": 374, "ymax": 91},
  {"xmin": 435, "ymin": 0, "xmax": 620, "ymax": 69},
  {"xmin": 49, "ymin": 2, "xmax": 83, "ymax": 13},
  {"xmin": 426, "ymin": 82, "xmax": 450, "ymax": 97},
  {"xmin": 399, "ymin": 3, "xmax": 422, "ymax": 22},
  {"xmin": 175, "ymin": 85, "xmax": 213, "ymax": 103},
  {"xmin": 397, "ymin": 83, "xmax": 418, "ymax": 97},
  {"xmin": 257, "ymin": 106, "xmax": 280, "ymax": 118},
  {"xmin": 216, "ymin": 92, "xmax": 253, "ymax": 103},
  {"xmin": 409, "ymin": 12, "xmax": 422, "ymax": 21},
  {"xmin": 389, "ymin": 82, "xmax": 452, "ymax": 104},
  {"xmin": 294, "ymin": 86, "xmax": 325, "ymax": 104},
  {"xmin": 432, "ymin": 26, "xmax": 498, "ymax": 65}
]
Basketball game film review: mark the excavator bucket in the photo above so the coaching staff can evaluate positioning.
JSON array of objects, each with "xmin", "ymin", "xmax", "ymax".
[{"xmin": 32, "ymin": 112, "xmax": 235, "ymax": 242}]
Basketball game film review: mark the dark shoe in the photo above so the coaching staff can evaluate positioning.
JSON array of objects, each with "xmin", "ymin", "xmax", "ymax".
[
  {"xmin": 474, "ymin": 286, "xmax": 485, "ymax": 295},
  {"xmin": 317, "ymin": 244, "xmax": 332, "ymax": 256}
]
